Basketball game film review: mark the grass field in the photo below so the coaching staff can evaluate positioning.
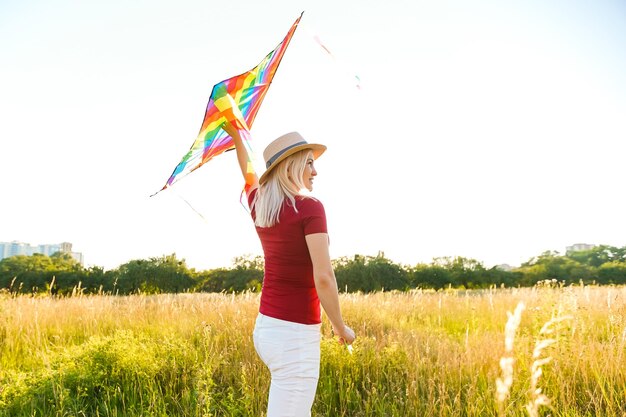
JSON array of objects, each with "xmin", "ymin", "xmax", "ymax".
[{"xmin": 0, "ymin": 284, "xmax": 624, "ymax": 416}]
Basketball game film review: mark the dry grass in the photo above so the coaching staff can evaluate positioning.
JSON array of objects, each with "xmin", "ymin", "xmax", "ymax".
[{"xmin": 0, "ymin": 284, "xmax": 625, "ymax": 416}]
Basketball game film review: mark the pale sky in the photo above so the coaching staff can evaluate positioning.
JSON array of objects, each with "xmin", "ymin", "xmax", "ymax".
[{"xmin": 1, "ymin": 0, "xmax": 625, "ymax": 271}]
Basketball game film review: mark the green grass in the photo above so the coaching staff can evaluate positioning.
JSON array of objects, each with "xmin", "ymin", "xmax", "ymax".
[{"xmin": 0, "ymin": 285, "xmax": 624, "ymax": 416}]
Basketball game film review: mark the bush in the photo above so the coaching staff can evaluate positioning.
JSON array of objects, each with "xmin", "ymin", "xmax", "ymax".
[{"xmin": 0, "ymin": 330, "xmax": 196, "ymax": 416}]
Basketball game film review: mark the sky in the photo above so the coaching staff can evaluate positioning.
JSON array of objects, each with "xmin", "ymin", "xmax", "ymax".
[{"xmin": 1, "ymin": 0, "xmax": 625, "ymax": 271}]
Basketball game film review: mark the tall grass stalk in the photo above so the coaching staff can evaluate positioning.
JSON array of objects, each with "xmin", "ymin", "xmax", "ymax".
[
  {"xmin": 525, "ymin": 315, "xmax": 572, "ymax": 417},
  {"xmin": 496, "ymin": 301, "xmax": 525, "ymax": 414}
]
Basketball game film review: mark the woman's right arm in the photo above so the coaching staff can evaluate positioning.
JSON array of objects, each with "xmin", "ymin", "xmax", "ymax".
[
  {"xmin": 305, "ymin": 233, "xmax": 356, "ymax": 345},
  {"xmin": 222, "ymin": 121, "xmax": 259, "ymax": 195}
]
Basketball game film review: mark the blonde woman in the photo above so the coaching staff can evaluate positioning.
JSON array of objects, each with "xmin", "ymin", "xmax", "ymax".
[{"xmin": 223, "ymin": 122, "xmax": 356, "ymax": 417}]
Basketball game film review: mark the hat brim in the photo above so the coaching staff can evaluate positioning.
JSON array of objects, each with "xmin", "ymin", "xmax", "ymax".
[{"xmin": 259, "ymin": 143, "xmax": 326, "ymax": 184}]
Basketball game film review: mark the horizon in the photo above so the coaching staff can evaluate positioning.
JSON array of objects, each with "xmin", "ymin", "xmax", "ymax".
[{"xmin": 0, "ymin": 238, "xmax": 609, "ymax": 271}]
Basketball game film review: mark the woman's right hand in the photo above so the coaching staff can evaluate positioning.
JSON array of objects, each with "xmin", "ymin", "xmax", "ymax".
[
  {"xmin": 222, "ymin": 120, "xmax": 240, "ymax": 139},
  {"xmin": 333, "ymin": 324, "xmax": 356, "ymax": 345}
]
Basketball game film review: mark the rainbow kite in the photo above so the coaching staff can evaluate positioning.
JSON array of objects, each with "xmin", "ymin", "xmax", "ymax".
[{"xmin": 152, "ymin": 12, "xmax": 302, "ymax": 196}]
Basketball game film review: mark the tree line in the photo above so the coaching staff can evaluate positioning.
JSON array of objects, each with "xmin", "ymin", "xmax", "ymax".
[{"xmin": 1, "ymin": 245, "xmax": 626, "ymax": 296}]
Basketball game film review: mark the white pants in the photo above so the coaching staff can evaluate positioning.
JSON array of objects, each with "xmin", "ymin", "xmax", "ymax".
[{"xmin": 253, "ymin": 313, "xmax": 321, "ymax": 417}]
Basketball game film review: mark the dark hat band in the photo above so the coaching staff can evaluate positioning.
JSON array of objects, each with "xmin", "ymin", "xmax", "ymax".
[{"xmin": 265, "ymin": 140, "xmax": 308, "ymax": 169}]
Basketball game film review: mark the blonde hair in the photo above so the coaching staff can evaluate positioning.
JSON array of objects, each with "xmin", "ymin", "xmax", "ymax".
[{"xmin": 253, "ymin": 150, "xmax": 313, "ymax": 228}]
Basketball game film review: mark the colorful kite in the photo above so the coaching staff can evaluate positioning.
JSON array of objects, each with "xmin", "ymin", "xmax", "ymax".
[{"xmin": 152, "ymin": 12, "xmax": 303, "ymax": 196}]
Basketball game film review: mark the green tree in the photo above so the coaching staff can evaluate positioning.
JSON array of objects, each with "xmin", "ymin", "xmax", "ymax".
[
  {"xmin": 431, "ymin": 256, "xmax": 486, "ymax": 288},
  {"xmin": 113, "ymin": 254, "xmax": 196, "ymax": 294},
  {"xmin": 408, "ymin": 264, "xmax": 451, "ymax": 289},
  {"xmin": 597, "ymin": 261, "xmax": 626, "ymax": 285},
  {"xmin": 0, "ymin": 253, "xmax": 89, "ymax": 294},
  {"xmin": 0, "ymin": 254, "xmax": 53, "ymax": 293},
  {"xmin": 194, "ymin": 255, "xmax": 264, "ymax": 293},
  {"xmin": 232, "ymin": 254, "xmax": 265, "ymax": 271},
  {"xmin": 50, "ymin": 252, "xmax": 82, "ymax": 271},
  {"xmin": 517, "ymin": 251, "xmax": 596, "ymax": 285},
  {"xmin": 566, "ymin": 245, "xmax": 624, "ymax": 267},
  {"xmin": 481, "ymin": 266, "xmax": 520, "ymax": 288},
  {"xmin": 334, "ymin": 253, "xmax": 409, "ymax": 292}
]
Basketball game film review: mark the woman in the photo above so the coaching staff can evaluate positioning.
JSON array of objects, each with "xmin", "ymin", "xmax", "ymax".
[{"xmin": 224, "ymin": 122, "xmax": 356, "ymax": 417}]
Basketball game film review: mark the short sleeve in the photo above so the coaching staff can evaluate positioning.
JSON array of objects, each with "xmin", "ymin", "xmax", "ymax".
[
  {"xmin": 300, "ymin": 197, "xmax": 327, "ymax": 235},
  {"xmin": 247, "ymin": 188, "xmax": 257, "ymax": 209},
  {"xmin": 247, "ymin": 188, "xmax": 258, "ymax": 221}
]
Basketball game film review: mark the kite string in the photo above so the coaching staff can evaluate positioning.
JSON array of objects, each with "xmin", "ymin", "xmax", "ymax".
[
  {"xmin": 300, "ymin": 22, "xmax": 362, "ymax": 90},
  {"xmin": 172, "ymin": 189, "xmax": 210, "ymax": 224}
]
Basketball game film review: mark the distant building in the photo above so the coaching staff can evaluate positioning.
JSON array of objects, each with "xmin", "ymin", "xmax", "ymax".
[
  {"xmin": 0, "ymin": 240, "xmax": 38, "ymax": 258},
  {"xmin": 0, "ymin": 241, "xmax": 83, "ymax": 265},
  {"xmin": 565, "ymin": 243, "xmax": 596, "ymax": 255}
]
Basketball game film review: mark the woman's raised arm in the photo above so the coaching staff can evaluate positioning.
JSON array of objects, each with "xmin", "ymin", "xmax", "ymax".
[{"xmin": 222, "ymin": 121, "xmax": 259, "ymax": 195}]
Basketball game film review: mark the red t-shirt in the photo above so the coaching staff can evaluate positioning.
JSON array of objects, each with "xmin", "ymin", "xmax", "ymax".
[{"xmin": 248, "ymin": 188, "xmax": 327, "ymax": 324}]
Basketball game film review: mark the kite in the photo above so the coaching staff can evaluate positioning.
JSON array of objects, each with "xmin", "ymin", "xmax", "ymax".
[{"xmin": 152, "ymin": 12, "xmax": 303, "ymax": 196}]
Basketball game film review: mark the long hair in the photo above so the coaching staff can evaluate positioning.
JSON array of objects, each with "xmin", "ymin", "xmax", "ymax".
[{"xmin": 253, "ymin": 150, "xmax": 313, "ymax": 228}]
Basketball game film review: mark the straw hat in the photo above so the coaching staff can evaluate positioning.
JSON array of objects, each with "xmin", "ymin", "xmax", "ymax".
[{"xmin": 259, "ymin": 132, "xmax": 326, "ymax": 184}]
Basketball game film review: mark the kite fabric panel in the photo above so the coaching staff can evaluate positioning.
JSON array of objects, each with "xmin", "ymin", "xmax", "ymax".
[{"xmin": 152, "ymin": 12, "xmax": 303, "ymax": 196}]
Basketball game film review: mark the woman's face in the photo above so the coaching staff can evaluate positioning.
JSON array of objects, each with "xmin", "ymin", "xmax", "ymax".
[{"xmin": 302, "ymin": 157, "xmax": 317, "ymax": 191}]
